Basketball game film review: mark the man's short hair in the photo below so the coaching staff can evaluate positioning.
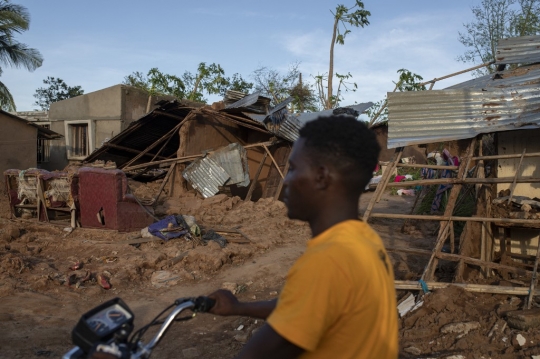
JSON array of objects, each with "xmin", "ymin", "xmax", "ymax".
[{"xmin": 299, "ymin": 115, "xmax": 380, "ymax": 190}]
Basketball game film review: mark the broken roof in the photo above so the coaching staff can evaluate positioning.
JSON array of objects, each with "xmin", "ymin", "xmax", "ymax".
[
  {"xmin": 1, "ymin": 109, "xmax": 62, "ymax": 140},
  {"xmin": 387, "ymin": 35, "xmax": 540, "ymax": 149}
]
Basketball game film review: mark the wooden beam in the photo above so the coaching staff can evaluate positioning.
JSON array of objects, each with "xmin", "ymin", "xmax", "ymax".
[
  {"xmin": 368, "ymin": 213, "xmax": 540, "ymax": 225},
  {"xmin": 393, "ymin": 163, "xmax": 458, "ymax": 170},
  {"xmin": 152, "ymin": 163, "xmax": 176, "ymax": 207},
  {"xmin": 245, "ymin": 152, "xmax": 268, "ymax": 202},
  {"xmin": 120, "ymin": 114, "xmax": 192, "ymax": 169},
  {"xmin": 104, "ymin": 143, "xmax": 168, "ymax": 160},
  {"xmin": 363, "ymin": 148, "xmax": 403, "ymax": 221},
  {"xmin": 472, "ymin": 152, "xmax": 540, "ymax": 161},
  {"xmin": 423, "ymin": 137, "xmax": 476, "ymax": 281},
  {"xmin": 508, "ymin": 148, "xmax": 526, "ymax": 204},
  {"xmin": 528, "ymin": 232, "xmax": 540, "ymax": 309},
  {"xmin": 274, "ymin": 159, "xmax": 290, "ymax": 200},
  {"xmin": 383, "ymin": 176, "xmax": 540, "ymax": 187},
  {"xmin": 262, "ymin": 144, "xmax": 284, "ymax": 179},
  {"xmin": 121, "ymin": 140, "xmax": 282, "ymax": 172},
  {"xmin": 395, "ymin": 280, "xmax": 540, "ymax": 296}
]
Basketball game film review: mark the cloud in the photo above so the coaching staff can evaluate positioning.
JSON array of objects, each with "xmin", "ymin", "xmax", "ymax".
[{"xmin": 278, "ymin": 8, "xmax": 477, "ymax": 105}]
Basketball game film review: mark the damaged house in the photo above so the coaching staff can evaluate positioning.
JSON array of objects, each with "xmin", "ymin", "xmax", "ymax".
[{"xmin": 364, "ymin": 34, "xmax": 540, "ymax": 304}]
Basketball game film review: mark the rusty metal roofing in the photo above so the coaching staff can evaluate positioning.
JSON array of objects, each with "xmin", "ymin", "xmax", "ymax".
[
  {"xmin": 496, "ymin": 35, "xmax": 540, "ymax": 65},
  {"xmin": 223, "ymin": 90, "xmax": 271, "ymax": 114},
  {"xmin": 387, "ymin": 86, "xmax": 540, "ymax": 148},
  {"xmin": 447, "ymin": 64, "xmax": 540, "ymax": 90},
  {"xmin": 262, "ymin": 103, "xmax": 374, "ymax": 142},
  {"xmin": 207, "ymin": 143, "xmax": 250, "ymax": 187},
  {"xmin": 182, "ymin": 157, "xmax": 230, "ymax": 198}
]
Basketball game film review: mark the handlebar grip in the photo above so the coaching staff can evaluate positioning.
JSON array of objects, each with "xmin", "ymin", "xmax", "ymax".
[{"xmin": 194, "ymin": 296, "xmax": 216, "ymax": 313}]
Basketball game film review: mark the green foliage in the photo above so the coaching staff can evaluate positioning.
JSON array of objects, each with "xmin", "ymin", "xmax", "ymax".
[
  {"xmin": 124, "ymin": 68, "xmax": 185, "ymax": 98},
  {"xmin": 323, "ymin": 1, "xmax": 371, "ymax": 109},
  {"xmin": 366, "ymin": 69, "xmax": 426, "ymax": 125},
  {"xmin": 124, "ymin": 64, "xmax": 253, "ymax": 103},
  {"xmin": 252, "ymin": 62, "xmax": 317, "ymax": 111},
  {"xmin": 33, "ymin": 77, "xmax": 84, "ymax": 110},
  {"xmin": 314, "ymin": 71, "xmax": 357, "ymax": 109},
  {"xmin": 458, "ymin": 0, "xmax": 540, "ymax": 76},
  {"xmin": 332, "ymin": 1, "xmax": 371, "ymax": 45},
  {"xmin": 0, "ymin": 1, "xmax": 43, "ymax": 111}
]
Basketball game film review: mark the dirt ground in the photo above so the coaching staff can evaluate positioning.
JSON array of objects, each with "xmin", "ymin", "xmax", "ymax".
[{"xmin": 1, "ymin": 180, "xmax": 540, "ymax": 359}]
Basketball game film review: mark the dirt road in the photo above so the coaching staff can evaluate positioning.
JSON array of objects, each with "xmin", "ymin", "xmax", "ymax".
[{"xmin": 1, "ymin": 188, "xmax": 539, "ymax": 358}]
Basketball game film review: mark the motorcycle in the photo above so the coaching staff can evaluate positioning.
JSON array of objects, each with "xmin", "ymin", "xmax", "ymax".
[{"xmin": 63, "ymin": 296, "xmax": 215, "ymax": 359}]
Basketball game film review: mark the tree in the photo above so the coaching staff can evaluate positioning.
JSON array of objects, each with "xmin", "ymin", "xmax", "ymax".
[
  {"xmin": 33, "ymin": 77, "xmax": 84, "ymax": 110},
  {"xmin": 124, "ymin": 64, "xmax": 253, "ymax": 104},
  {"xmin": 365, "ymin": 69, "xmax": 426, "ymax": 126},
  {"xmin": 324, "ymin": 1, "xmax": 370, "ymax": 109},
  {"xmin": 0, "ymin": 1, "xmax": 43, "ymax": 111},
  {"xmin": 458, "ymin": 0, "xmax": 540, "ymax": 76},
  {"xmin": 252, "ymin": 63, "xmax": 318, "ymax": 111},
  {"xmin": 123, "ymin": 68, "xmax": 185, "ymax": 98}
]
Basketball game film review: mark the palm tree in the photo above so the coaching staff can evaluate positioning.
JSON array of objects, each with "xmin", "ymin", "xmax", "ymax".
[{"xmin": 0, "ymin": 1, "xmax": 43, "ymax": 111}]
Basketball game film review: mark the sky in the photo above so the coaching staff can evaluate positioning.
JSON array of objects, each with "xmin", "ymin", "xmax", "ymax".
[{"xmin": 8, "ymin": 0, "xmax": 480, "ymax": 112}]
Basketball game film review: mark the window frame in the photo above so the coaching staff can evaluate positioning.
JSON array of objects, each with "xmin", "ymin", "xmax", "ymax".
[{"xmin": 64, "ymin": 120, "xmax": 95, "ymax": 160}]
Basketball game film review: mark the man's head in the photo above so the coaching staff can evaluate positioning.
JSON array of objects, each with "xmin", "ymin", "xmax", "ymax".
[{"xmin": 282, "ymin": 115, "xmax": 380, "ymax": 221}]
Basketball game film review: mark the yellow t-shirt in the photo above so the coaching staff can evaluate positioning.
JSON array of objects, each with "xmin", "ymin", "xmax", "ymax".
[{"xmin": 267, "ymin": 220, "xmax": 398, "ymax": 359}]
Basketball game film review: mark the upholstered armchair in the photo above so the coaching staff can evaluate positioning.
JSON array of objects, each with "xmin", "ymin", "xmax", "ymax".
[{"xmin": 78, "ymin": 167, "xmax": 154, "ymax": 232}]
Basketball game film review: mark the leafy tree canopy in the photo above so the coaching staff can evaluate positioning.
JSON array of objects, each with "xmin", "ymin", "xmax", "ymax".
[
  {"xmin": 33, "ymin": 77, "xmax": 84, "ymax": 110},
  {"xmin": 123, "ymin": 64, "xmax": 253, "ymax": 104},
  {"xmin": 458, "ymin": 0, "xmax": 540, "ymax": 76}
]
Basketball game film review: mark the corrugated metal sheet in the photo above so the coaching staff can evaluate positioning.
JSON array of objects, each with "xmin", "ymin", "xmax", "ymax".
[
  {"xmin": 387, "ymin": 87, "xmax": 540, "ymax": 148},
  {"xmin": 208, "ymin": 143, "xmax": 250, "ymax": 187},
  {"xmin": 291, "ymin": 103, "xmax": 374, "ymax": 124},
  {"xmin": 447, "ymin": 64, "xmax": 540, "ymax": 90},
  {"xmin": 223, "ymin": 90, "xmax": 271, "ymax": 114},
  {"xmin": 182, "ymin": 157, "xmax": 230, "ymax": 198},
  {"xmin": 262, "ymin": 102, "xmax": 374, "ymax": 142},
  {"xmin": 496, "ymin": 35, "xmax": 540, "ymax": 65}
]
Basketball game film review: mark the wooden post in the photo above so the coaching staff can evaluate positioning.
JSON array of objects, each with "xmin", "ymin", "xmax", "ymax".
[
  {"xmin": 274, "ymin": 160, "xmax": 290, "ymax": 200},
  {"xmin": 423, "ymin": 137, "xmax": 476, "ymax": 281},
  {"xmin": 262, "ymin": 144, "xmax": 284, "ymax": 179},
  {"xmin": 152, "ymin": 163, "xmax": 176, "ymax": 207},
  {"xmin": 527, "ymin": 232, "xmax": 540, "ymax": 310},
  {"xmin": 507, "ymin": 148, "xmax": 526, "ymax": 204},
  {"xmin": 362, "ymin": 147, "xmax": 403, "ymax": 221},
  {"xmin": 376, "ymin": 149, "xmax": 403, "ymax": 203},
  {"xmin": 245, "ymin": 152, "xmax": 268, "ymax": 202}
]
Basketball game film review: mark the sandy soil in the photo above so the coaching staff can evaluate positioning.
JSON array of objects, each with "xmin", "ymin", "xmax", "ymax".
[{"xmin": 1, "ymin": 181, "xmax": 539, "ymax": 358}]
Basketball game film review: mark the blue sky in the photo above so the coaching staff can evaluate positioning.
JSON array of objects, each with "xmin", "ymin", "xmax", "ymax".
[{"xmin": 8, "ymin": 0, "xmax": 479, "ymax": 111}]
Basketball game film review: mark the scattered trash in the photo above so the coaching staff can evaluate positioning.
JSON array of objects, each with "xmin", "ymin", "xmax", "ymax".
[
  {"xmin": 397, "ymin": 189, "xmax": 415, "ymax": 196},
  {"xmin": 69, "ymin": 261, "xmax": 82, "ymax": 271},
  {"xmin": 397, "ymin": 293, "xmax": 416, "ymax": 317},
  {"xmin": 150, "ymin": 271, "xmax": 179, "ymax": 288},
  {"xmin": 97, "ymin": 273, "xmax": 111, "ymax": 290},
  {"xmin": 202, "ymin": 229, "xmax": 227, "ymax": 248},
  {"xmin": 236, "ymin": 325, "xmax": 244, "ymax": 331}
]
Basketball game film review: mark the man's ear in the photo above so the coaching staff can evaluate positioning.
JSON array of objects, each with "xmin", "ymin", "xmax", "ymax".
[{"xmin": 314, "ymin": 164, "xmax": 332, "ymax": 190}]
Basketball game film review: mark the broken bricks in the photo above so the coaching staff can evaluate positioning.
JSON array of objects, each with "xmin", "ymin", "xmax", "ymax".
[{"xmin": 506, "ymin": 308, "xmax": 540, "ymax": 331}]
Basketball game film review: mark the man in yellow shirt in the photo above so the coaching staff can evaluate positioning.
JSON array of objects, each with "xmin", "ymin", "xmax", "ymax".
[{"xmin": 210, "ymin": 115, "xmax": 398, "ymax": 359}]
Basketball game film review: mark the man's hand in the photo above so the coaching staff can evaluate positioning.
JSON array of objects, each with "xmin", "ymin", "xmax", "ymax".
[
  {"xmin": 208, "ymin": 289, "xmax": 240, "ymax": 316},
  {"xmin": 207, "ymin": 289, "xmax": 277, "ymax": 319}
]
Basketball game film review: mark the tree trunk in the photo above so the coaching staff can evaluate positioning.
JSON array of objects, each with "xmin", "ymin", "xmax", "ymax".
[{"xmin": 327, "ymin": 18, "xmax": 339, "ymax": 110}]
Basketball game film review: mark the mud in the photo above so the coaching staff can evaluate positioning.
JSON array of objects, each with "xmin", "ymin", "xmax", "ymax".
[{"xmin": 1, "ymin": 184, "xmax": 539, "ymax": 358}]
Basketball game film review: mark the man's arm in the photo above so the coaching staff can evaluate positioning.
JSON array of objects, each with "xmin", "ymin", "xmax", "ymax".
[
  {"xmin": 235, "ymin": 324, "xmax": 305, "ymax": 359},
  {"xmin": 208, "ymin": 289, "xmax": 276, "ymax": 319}
]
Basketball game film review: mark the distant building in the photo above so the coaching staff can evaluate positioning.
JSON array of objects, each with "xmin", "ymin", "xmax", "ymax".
[
  {"xmin": 18, "ymin": 84, "xmax": 175, "ymax": 171},
  {"xmin": 0, "ymin": 110, "xmax": 62, "ymax": 180}
]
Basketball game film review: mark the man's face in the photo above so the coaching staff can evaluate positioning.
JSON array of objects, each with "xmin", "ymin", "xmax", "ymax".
[{"xmin": 282, "ymin": 138, "xmax": 318, "ymax": 221}]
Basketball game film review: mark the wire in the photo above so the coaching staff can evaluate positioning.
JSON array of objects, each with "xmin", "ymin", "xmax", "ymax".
[{"xmin": 129, "ymin": 303, "xmax": 175, "ymax": 346}]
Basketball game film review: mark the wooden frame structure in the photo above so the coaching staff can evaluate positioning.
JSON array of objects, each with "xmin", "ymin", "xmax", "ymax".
[{"xmin": 362, "ymin": 135, "xmax": 540, "ymax": 305}]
